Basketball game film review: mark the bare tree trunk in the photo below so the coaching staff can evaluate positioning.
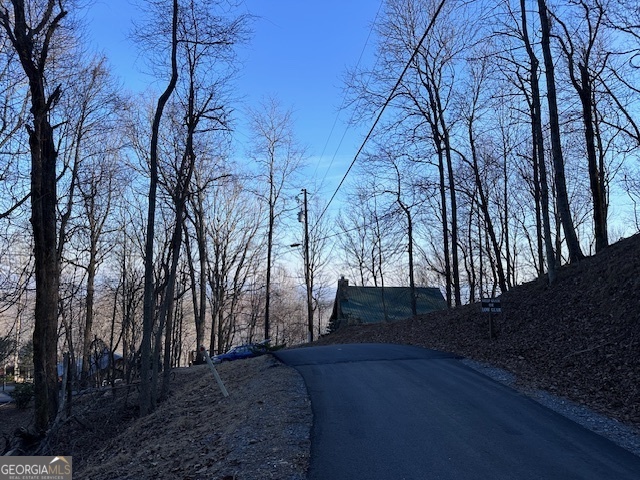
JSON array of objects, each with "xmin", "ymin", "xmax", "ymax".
[
  {"xmin": 531, "ymin": 122, "xmax": 545, "ymax": 276},
  {"xmin": 437, "ymin": 150, "xmax": 452, "ymax": 307},
  {"xmin": 406, "ymin": 208, "xmax": 416, "ymax": 316},
  {"xmin": 264, "ymin": 198, "xmax": 273, "ymax": 340},
  {"xmin": 443, "ymin": 133, "xmax": 461, "ymax": 306},
  {"xmin": 594, "ymin": 108, "xmax": 608, "ymax": 239},
  {"xmin": 370, "ymin": 195, "xmax": 387, "ymax": 318},
  {"xmin": 160, "ymin": 217, "xmax": 184, "ymax": 400},
  {"xmin": 193, "ymin": 184, "xmax": 208, "ymax": 353},
  {"xmin": 521, "ymin": 0, "xmax": 557, "ymax": 283},
  {"xmin": 184, "ymin": 238, "xmax": 200, "ymax": 356},
  {"xmin": 208, "ymin": 243, "xmax": 221, "ymax": 354},
  {"xmin": 141, "ymin": 0, "xmax": 179, "ymax": 417},
  {"xmin": 429, "ymin": 92, "xmax": 456, "ymax": 307},
  {"xmin": 217, "ymin": 308, "xmax": 225, "ymax": 354},
  {"xmin": 537, "ymin": 0, "xmax": 584, "ymax": 263},
  {"xmin": 81, "ymin": 240, "xmax": 96, "ymax": 386},
  {"xmin": 502, "ymin": 142, "xmax": 513, "ymax": 288},
  {"xmin": 465, "ymin": 117, "xmax": 508, "ymax": 294},
  {"xmin": 30, "ymin": 88, "xmax": 61, "ymax": 433},
  {"xmin": 466, "ymin": 197, "xmax": 477, "ymax": 302},
  {"xmin": 579, "ymin": 62, "xmax": 608, "ymax": 251},
  {"xmin": 108, "ymin": 280, "xmax": 121, "ymax": 393},
  {"xmin": 0, "ymin": 1, "xmax": 68, "ymax": 432},
  {"xmin": 553, "ymin": 4, "xmax": 608, "ymax": 253}
]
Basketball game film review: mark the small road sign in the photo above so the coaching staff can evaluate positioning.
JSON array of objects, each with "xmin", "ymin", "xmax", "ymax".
[{"xmin": 481, "ymin": 298, "xmax": 502, "ymax": 313}]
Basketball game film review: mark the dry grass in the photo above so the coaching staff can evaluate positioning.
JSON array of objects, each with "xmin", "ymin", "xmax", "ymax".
[{"xmin": 2, "ymin": 355, "xmax": 311, "ymax": 480}]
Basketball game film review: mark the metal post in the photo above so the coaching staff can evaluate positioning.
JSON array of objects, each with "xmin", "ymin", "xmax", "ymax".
[{"xmin": 489, "ymin": 312, "xmax": 494, "ymax": 341}]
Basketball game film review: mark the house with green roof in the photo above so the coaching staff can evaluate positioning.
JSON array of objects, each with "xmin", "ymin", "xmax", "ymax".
[{"xmin": 329, "ymin": 277, "xmax": 447, "ymax": 331}]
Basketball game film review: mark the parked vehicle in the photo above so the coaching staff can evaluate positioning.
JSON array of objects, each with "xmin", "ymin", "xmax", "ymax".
[{"xmin": 211, "ymin": 341, "xmax": 270, "ymax": 364}]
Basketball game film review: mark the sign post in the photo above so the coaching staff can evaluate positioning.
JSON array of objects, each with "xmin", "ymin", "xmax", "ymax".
[{"xmin": 481, "ymin": 298, "xmax": 501, "ymax": 340}]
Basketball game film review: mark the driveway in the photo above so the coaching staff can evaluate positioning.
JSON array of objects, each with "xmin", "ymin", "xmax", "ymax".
[{"xmin": 275, "ymin": 343, "xmax": 640, "ymax": 480}]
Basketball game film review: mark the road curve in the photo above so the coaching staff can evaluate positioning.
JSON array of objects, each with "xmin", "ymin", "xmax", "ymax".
[{"xmin": 275, "ymin": 343, "xmax": 640, "ymax": 480}]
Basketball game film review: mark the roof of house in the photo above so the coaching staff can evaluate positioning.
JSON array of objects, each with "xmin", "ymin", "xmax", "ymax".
[{"xmin": 331, "ymin": 279, "xmax": 447, "ymax": 325}]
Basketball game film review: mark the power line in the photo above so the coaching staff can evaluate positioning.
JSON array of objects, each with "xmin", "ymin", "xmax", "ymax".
[
  {"xmin": 319, "ymin": 208, "xmax": 399, "ymax": 243},
  {"xmin": 313, "ymin": 0, "xmax": 447, "ymax": 232}
]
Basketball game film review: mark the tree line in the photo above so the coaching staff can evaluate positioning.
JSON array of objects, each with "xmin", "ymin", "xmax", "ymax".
[
  {"xmin": 0, "ymin": 0, "xmax": 639, "ymax": 436},
  {"xmin": 0, "ymin": 0, "xmax": 325, "ymax": 433},
  {"xmin": 338, "ymin": 0, "xmax": 640, "ymax": 307}
]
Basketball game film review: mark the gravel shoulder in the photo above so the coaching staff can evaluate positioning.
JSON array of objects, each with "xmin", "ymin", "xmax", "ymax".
[{"xmin": 460, "ymin": 358, "xmax": 640, "ymax": 457}]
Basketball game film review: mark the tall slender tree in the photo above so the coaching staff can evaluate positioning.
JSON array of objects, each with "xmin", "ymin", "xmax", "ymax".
[
  {"xmin": 140, "ymin": 0, "xmax": 179, "ymax": 416},
  {"xmin": 0, "ymin": 0, "xmax": 69, "ymax": 431},
  {"xmin": 537, "ymin": 0, "xmax": 585, "ymax": 262},
  {"xmin": 248, "ymin": 96, "xmax": 306, "ymax": 341},
  {"xmin": 553, "ymin": 0, "xmax": 609, "ymax": 252},
  {"xmin": 519, "ymin": 0, "xmax": 557, "ymax": 283}
]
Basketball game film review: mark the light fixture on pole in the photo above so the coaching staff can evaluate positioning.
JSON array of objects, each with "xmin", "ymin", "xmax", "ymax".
[{"xmin": 297, "ymin": 188, "xmax": 313, "ymax": 343}]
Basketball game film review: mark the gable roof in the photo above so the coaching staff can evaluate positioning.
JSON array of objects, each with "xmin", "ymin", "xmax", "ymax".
[{"xmin": 330, "ymin": 278, "xmax": 447, "ymax": 328}]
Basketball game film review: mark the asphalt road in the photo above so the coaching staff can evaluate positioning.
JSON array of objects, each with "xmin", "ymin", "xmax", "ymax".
[{"xmin": 275, "ymin": 343, "xmax": 640, "ymax": 480}]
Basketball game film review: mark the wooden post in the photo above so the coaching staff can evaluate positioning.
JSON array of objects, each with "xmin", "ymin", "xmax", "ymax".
[
  {"xmin": 482, "ymin": 298, "xmax": 501, "ymax": 340},
  {"xmin": 201, "ymin": 346, "xmax": 229, "ymax": 397}
]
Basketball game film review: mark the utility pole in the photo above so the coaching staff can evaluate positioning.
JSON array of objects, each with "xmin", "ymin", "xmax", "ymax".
[{"xmin": 300, "ymin": 189, "xmax": 314, "ymax": 343}]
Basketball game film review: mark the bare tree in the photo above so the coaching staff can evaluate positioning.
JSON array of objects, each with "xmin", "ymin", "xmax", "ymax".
[
  {"xmin": 454, "ymin": 55, "xmax": 509, "ymax": 294},
  {"xmin": 552, "ymin": 0, "xmax": 609, "ymax": 252},
  {"xmin": 113, "ymin": 203, "xmax": 144, "ymax": 385},
  {"xmin": 336, "ymin": 202, "xmax": 373, "ymax": 287},
  {"xmin": 537, "ymin": 0, "xmax": 585, "ymax": 262},
  {"xmin": 247, "ymin": 96, "xmax": 306, "ymax": 340},
  {"xmin": 48, "ymin": 57, "xmax": 124, "ymax": 387},
  {"xmin": 0, "ymin": 0, "xmax": 71, "ymax": 431},
  {"xmin": 337, "ymin": 182, "xmax": 403, "ymax": 290},
  {"xmin": 185, "ymin": 171, "xmax": 208, "ymax": 360},
  {"xmin": 343, "ymin": 0, "xmax": 483, "ymax": 306},
  {"xmin": 206, "ymin": 175, "xmax": 264, "ymax": 353},
  {"xmin": 358, "ymin": 141, "xmax": 424, "ymax": 314},
  {"xmin": 76, "ymin": 153, "xmax": 119, "ymax": 387},
  {"xmin": 140, "ymin": 0, "xmax": 179, "ymax": 417},
  {"xmin": 517, "ymin": 0, "xmax": 558, "ymax": 282},
  {"xmin": 306, "ymin": 199, "xmax": 333, "ymax": 337},
  {"xmin": 155, "ymin": 0, "xmax": 246, "ymax": 399}
]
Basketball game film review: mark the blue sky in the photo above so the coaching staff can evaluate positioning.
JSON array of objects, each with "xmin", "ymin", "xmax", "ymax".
[{"xmin": 86, "ymin": 0, "xmax": 383, "ymax": 198}]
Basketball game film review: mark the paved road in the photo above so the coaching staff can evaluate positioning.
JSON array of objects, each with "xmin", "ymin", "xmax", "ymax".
[{"xmin": 275, "ymin": 343, "xmax": 640, "ymax": 480}]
